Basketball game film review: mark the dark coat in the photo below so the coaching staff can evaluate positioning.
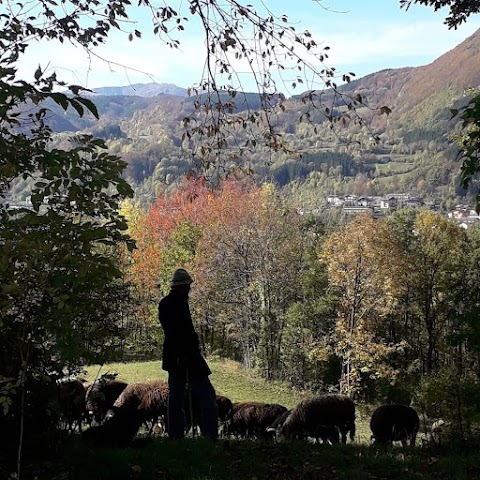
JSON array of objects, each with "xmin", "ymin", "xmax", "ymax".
[{"xmin": 158, "ymin": 289, "xmax": 211, "ymax": 379}]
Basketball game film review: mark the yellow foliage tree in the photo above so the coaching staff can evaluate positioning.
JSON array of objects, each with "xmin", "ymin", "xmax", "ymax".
[{"xmin": 320, "ymin": 214, "xmax": 407, "ymax": 395}]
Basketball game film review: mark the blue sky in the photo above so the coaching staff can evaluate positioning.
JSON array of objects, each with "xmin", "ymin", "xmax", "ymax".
[{"xmin": 16, "ymin": 0, "xmax": 480, "ymax": 93}]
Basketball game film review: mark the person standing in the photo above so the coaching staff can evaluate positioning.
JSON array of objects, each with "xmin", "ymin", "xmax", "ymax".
[{"xmin": 158, "ymin": 268, "xmax": 218, "ymax": 440}]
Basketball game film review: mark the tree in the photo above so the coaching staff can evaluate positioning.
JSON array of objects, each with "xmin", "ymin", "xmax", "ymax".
[
  {"xmin": 400, "ymin": 1, "xmax": 480, "ymax": 29},
  {"xmin": 193, "ymin": 181, "xmax": 267, "ymax": 366},
  {"xmin": 321, "ymin": 214, "xmax": 407, "ymax": 396},
  {"xmin": 0, "ymin": 4, "xmax": 138, "ymax": 471},
  {"xmin": 0, "ymin": 113, "xmax": 135, "ymax": 470},
  {"xmin": 413, "ymin": 210, "xmax": 467, "ymax": 373},
  {"xmin": 202, "ymin": 183, "xmax": 306, "ymax": 379},
  {"xmin": 280, "ymin": 212, "xmax": 340, "ymax": 390}
]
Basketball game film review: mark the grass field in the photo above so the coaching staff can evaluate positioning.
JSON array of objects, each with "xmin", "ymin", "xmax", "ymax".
[
  {"xmin": 85, "ymin": 357, "xmax": 307, "ymax": 407},
  {"xmin": 84, "ymin": 358, "xmax": 380, "ymax": 443}
]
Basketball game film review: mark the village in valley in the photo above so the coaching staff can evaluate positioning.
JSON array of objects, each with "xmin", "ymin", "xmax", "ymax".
[
  {"xmin": 321, "ymin": 193, "xmax": 480, "ymax": 229},
  {"xmin": 5, "ymin": 192, "xmax": 480, "ymax": 229}
]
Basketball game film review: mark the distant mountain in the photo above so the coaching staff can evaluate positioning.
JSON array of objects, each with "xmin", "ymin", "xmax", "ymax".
[
  {"xmin": 338, "ymin": 28, "xmax": 480, "ymax": 127},
  {"xmin": 91, "ymin": 82, "xmax": 187, "ymax": 98}
]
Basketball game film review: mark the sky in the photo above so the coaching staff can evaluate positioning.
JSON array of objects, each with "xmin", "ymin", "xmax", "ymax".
[{"xmin": 14, "ymin": 0, "xmax": 480, "ymax": 94}]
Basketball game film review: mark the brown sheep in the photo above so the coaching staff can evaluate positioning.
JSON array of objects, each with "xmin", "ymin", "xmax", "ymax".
[
  {"xmin": 225, "ymin": 402, "xmax": 260, "ymax": 437},
  {"xmin": 231, "ymin": 401, "xmax": 262, "ymax": 415},
  {"xmin": 274, "ymin": 394, "xmax": 355, "ymax": 444},
  {"xmin": 370, "ymin": 404, "xmax": 419, "ymax": 446},
  {"xmin": 105, "ymin": 380, "xmax": 169, "ymax": 436}
]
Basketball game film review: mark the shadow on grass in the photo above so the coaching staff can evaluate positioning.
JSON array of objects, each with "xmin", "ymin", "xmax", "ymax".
[{"xmin": 12, "ymin": 436, "xmax": 480, "ymax": 480}]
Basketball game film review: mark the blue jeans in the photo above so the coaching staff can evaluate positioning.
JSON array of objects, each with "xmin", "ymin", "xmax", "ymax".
[{"xmin": 167, "ymin": 371, "xmax": 218, "ymax": 440}]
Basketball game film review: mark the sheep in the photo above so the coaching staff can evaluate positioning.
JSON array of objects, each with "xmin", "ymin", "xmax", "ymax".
[
  {"xmin": 430, "ymin": 419, "xmax": 447, "ymax": 444},
  {"xmin": 266, "ymin": 409, "xmax": 340, "ymax": 444},
  {"xmin": 216, "ymin": 395, "xmax": 234, "ymax": 424},
  {"xmin": 82, "ymin": 412, "xmax": 143, "ymax": 447},
  {"xmin": 187, "ymin": 394, "xmax": 233, "ymax": 437},
  {"xmin": 266, "ymin": 409, "xmax": 291, "ymax": 440},
  {"xmin": 184, "ymin": 394, "xmax": 232, "ymax": 437},
  {"xmin": 57, "ymin": 377, "xmax": 87, "ymax": 432},
  {"xmin": 227, "ymin": 402, "xmax": 288, "ymax": 438},
  {"xmin": 104, "ymin": 379, "xmax": 169, "ymax": 436},
  {"xmin": 273, "ymin": 395, "xmax": 355, "ymax": 444},
  {"xmin": 85, "ymin": 379, "xmax": 128, "ymax": 423},
  {"xmin": 225, "ymin": 402, "xmax": 262, "ymax": 437},
  {"xmin": 370, "ymin": 404, "xmax": 420, "ymax": 446},
  {"xmin": 231, "ymin": 401, "xmax": 262, "ymax": 415}
]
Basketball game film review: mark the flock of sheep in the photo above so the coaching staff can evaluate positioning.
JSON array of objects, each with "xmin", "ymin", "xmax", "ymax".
[{"xmin": 57, "ymin": 377, "xmax": 422, "ymax": 448}]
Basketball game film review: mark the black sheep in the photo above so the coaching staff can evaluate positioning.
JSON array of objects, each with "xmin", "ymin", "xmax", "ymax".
[
  {"xmin": 185, "ymin": 394, "xmax": 233, "ymax": 437},
  {"xmin": 216, "ymin": 395, "xmax": 234, "ymax": 424},
  {"xmin": 82, "ymin": 413, "xmax": 143, "ymax": 447},
  {"xmin": 85, "ymin": 379, "xmax": 128, "ymax": 423},
  {"xmin": 266, "ymin": 408, "xmax": 340, "ymax": 444},
  {"xmin": 228, "ymin": 402, "xmax": 288, "ymax": 438},
  {"xmin": 370, "ymin": 404, "xmax": 419, "ymax": 446},
  {"xmin": 57, "ymin": 377, "xmax": 87, "ymax": 432},
  {"xmin": 187, "ymin": 394, "xmax": 232, "ymax": 436},
  {"xmin": 275, "ymin": 394, "xmax": 355, "ymax": 444},
  {"xmin": 266, "ymin": 409, "xmax": 291, "ymax": 439}
]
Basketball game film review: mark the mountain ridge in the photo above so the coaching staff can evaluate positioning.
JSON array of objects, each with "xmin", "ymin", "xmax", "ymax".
[
  {"xmin": 85, "ymin": 28, "xmax": 480, "ymax": 107},
  {"xmin": 91, "ymin": 82, "xmax": 188, "ymax": 98},
  {"xmin": 34, "ymin": 28, "xmax": 480, "ymax": 209}
]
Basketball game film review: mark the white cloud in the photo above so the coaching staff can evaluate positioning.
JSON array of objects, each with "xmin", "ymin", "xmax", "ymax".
[{"xmin": 312, "ymin": 19, "xmax": 480, "ymax": 74}]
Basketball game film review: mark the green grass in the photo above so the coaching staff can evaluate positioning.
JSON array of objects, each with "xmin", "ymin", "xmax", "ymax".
[
  {"xmin": 84, "ymin": 357, "xmax": 307, "ymax": 408},
  {"xmin": 84, "ymin": 358, "xmax": 373, "ymax": 441},
  {"xmin": 26, "ymin": 438, "xmax": 480, "ymax": 480}
]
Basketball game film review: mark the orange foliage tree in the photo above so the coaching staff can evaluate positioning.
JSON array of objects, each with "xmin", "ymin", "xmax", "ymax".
[{"xmin": 128, "ymin": 179, "xmax": 305, "ymax": 377}]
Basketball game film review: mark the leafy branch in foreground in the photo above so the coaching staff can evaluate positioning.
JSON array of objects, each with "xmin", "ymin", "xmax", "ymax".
[
  {"xmin": 1, "ymin": 0, "xmax": 389, "ymax": 179},
  {"xmin": 451, "ymin": 89, "xmax": 480, "ymax": 205},
  {"xmin": 180, "ymin": 2, "xmax": 388, "ymax": 176},
  {"xmin": 0, "ymin": 60, "xmax": 134, "ymax": 478},
  {"xmin": 400, "ymin": 0, "xmax": 480, "ymax": 29}
]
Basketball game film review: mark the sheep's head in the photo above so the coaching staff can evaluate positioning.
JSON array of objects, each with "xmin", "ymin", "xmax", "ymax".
[{"xmin": 104, "ymin": 408, "xmax": 117, "ymax": 422}]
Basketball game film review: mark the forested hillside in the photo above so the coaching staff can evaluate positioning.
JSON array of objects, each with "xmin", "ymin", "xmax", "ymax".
[
  {"xmin": 119, "ymin": 178, "xmax": 480, "ymax": 444},
  {"xmin": 9, "ymin": 28, "xmax": 480, "ymax": 209}
]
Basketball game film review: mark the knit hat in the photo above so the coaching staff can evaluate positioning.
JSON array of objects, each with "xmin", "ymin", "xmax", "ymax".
[{"xmin": 170, "ymin": 268, "xmax": 194, "ymax": 287}]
